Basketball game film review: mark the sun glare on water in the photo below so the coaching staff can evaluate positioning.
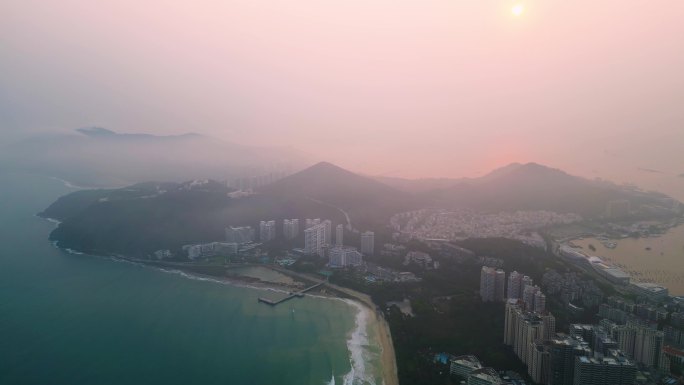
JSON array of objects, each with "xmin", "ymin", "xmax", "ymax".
[{"xmin": 512, "ymin": 4, "xmax": 524, "ymax": 16}]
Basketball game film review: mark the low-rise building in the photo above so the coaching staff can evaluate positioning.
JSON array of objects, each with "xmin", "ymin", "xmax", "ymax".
[
  {"xmin": 467, "ymin": 368, "xmax": 503, "ymax": 385},
  {"xmin": 630, "ymin": 282, "xmax": 669, "ymax": 301},
  {"xmin": 449, "ymin": 355, "xmax": 483, "ymax": 379},
  {"xmin": 328, "ymin": 246, "xmax": 363, "ymax": 268}
]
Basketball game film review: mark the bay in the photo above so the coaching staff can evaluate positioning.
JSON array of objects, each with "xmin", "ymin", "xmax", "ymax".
[{"xmin": 0, "ymin": 172, "xmax": 379, "ymax": 385}]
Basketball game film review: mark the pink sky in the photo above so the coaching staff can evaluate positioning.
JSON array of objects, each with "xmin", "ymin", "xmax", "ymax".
[{"xmin": 3, "ymin": 1, "xmax": 684, "ymax": 188}]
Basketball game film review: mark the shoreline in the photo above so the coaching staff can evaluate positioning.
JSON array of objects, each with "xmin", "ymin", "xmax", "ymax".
[
  {"xmin": 51, "ymin": 241, "xmax": 398, "ymax": 385},
  {"xmin": 268, "ymin": 266, "xmax": 399, "ymax": 385}
]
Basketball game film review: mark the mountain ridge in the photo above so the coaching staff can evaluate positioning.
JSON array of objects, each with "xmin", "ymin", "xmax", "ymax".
[{"xmin": 0, "ymin": 128, "xmax": 313, "ymax": 187}]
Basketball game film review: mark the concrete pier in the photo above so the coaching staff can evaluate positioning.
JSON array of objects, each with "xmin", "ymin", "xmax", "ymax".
[{"xmin": 257, "ymin": 282, "xmax": 324, "ymax": 306}]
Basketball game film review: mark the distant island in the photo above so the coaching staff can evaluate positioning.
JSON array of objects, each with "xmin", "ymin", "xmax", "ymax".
[{"xmin": 0, "ymin": 127, "xmax": 310, "ymax": 187}]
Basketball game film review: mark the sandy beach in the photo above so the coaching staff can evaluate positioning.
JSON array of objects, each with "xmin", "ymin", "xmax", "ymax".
[{"xmin": 325, "ymin": 282, "xmax": 398, "ymax": 385}]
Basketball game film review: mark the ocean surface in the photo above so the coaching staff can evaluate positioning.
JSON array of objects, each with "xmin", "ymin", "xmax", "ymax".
[
  {"xmin": 573, "ymin": 225, "xmax": 684, "ymax": 296},
  {"xmin": 0, "ymin": 172, "xmax": 381, "ymax": 385}
]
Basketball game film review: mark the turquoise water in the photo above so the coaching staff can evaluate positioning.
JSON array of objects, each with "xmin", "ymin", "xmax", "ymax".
[{"xmin": 0, "ymin": 173, "xmax": 373, "ymax": 385}]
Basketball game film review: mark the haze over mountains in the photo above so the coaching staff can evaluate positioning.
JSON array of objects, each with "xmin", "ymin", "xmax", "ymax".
[
  {"xmin": 379, "ymin": 162, "xmax": 677, "ymax": 218},
  {"xmin": 41, "ymin": 161, "xmax": 680, "ymax": 258},
  {"xmin": 0, "ymin": 128, "xmax": 311, "ymax": 187}
]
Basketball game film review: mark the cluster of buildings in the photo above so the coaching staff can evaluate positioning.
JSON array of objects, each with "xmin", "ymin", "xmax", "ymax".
[
  {"xmin": 182, "ymin": 242, "xmax": 238, "ymax": 260},
  {"xmin": 297, "ymin": 218, "xmax": 375, "ymax": 268},
  {"xmin": 498, "ymin": 272, "xmax": 676, "ymax": 385},
  {"xmin": 505, "ymin": 298, "xmax": 641, "ymax": 385},
  {"xmin": 445, "ymin": 355, "xmax": 532, "ymax": 385},
  {"xmin": 542, "ymin": 269, "xmax": 604, "ymax": 309},
  {"xmin": 403, "ymin": 251, "xmax": 435, "ymax": 269},
  {"xmin": 363, "ymin": 263, "xmax": 420, "ymax": 283},
  {"xmin": 390, "ymin": 209, "xmax": 580, "ymax": 248},
  {"xmin": 479, "ymin": 267, "xmax": 545, "ymax": 314},
  {"xmin": 226, "ymin": 169, "xmax": 291, "ymax": 191},
  {"xmin": 380, "ymin": 243, "xmax": 407, "ymax": 257},
  {"xmin": 222, "ymin": 219, "xmax": 375, "ymax": 268},
  {"xmin": 605, "ymin": 198, "xmax": 682, "ymax": 220},
  {"xmin": 599, "ymin": 297, "xmax": 668, "ymax": 325}
]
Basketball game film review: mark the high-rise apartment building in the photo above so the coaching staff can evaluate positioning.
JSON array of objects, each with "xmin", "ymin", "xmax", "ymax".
[
  {"xmin": 360, "ymin": 231, "xmax": 375, "ymax": 256},
  {"xmin": 336, "ymin": 224, "xmax": 344, "ymax": 246},
  {"xmin": 534, "ymin": 291, "xmax": 547, "ymax": 314},
  {"xmin": 304, "ymin": 222, "xmax": 328, "ymax": 257},
  {"xmin": 633, "ymin": 324, "xmax": 664, "ymax": 368},
  {"xmin": 507, "ymin": 271, "xmax": 523, "ymax": 299},
  {"xmin": 225, "ymin": 226, "xmax": 255, "ymax": 244},
  {"xmin": 573, "ymin": 351, "xmax": 636, "ymax": 385},
  {"xmin": 523, "ymin": 285, "xmax": 540, "ymax": 312},
  {"xmin": 305, "ymin": 218, "xmax": 321, "ymax": 229},
  {"xmin": 324, "ymin": 220, "xmax": 332, "ymax": 245},
  {"xmin": 259, "ymin": 220, "xmax": 276, "ymax": 242},
  {"xmin": 549, "ymin": 336, "xmax": 592, "ymax": 385},
  {"xmin": 283, "ymin": 219, "xmax": 299, "ymax": 240},
  {"xmin": 480, "ymin": 267, "xmax": 497, "ymax": 302},
  {"xmin": 480, "ymin": 267, "xmax": 505, "ymax": 302},
  {"xmin": 495, "ymin": 269, "xmax": 506, "ymax": 301},
  {"xmin": 530, "ymin": 341, "xmax": 551, "ymax": 385},
  {"xmin": 522, "ymin": 275, "xmax": 534, "ymax": 295},
  {"xmin": 504, "ymin": 300, "xmax": 556, "ymax": 365}
]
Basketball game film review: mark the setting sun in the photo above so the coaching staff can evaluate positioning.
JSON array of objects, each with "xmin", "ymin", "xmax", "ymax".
[{"xmin": 512, "ymin": 4, "xmax": 524, "ymax": 16}]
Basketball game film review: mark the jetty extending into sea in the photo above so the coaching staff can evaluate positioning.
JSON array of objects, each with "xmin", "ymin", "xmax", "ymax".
[{"xmin": 257, "ymin": 282, "xmax": 325, "ymax": 306}]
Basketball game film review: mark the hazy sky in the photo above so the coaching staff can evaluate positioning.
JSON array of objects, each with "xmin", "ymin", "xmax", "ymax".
[{"xmin": 2, "ymin": 1, "xmax": 683, "ymax": 185}]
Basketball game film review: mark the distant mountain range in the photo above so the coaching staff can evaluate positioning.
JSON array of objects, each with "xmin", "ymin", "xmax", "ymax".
[
  {"xmin": 0, "ymin": 127, "xmax": 312, "ymax": 187},
  {"xmin": 41, "ymin": 161, "xmax": 680, "ymax": 257},
  {"xmin": 379, "ymin": 162, "xmax": 677, "ymax": 218},
  {"xmin": 260, "ymin": 162, "xmax": 414, "ymax": 227}
]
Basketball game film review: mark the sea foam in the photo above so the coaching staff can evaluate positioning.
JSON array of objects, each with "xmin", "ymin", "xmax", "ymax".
[{"xmin": 338, "ymin": 299, "xmax": 379, "ymax": 385}]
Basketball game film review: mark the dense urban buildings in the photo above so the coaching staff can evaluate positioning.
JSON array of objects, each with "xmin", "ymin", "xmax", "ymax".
[
  {"xmin": 182, "ymin": 242, "xmax": 238, "ymax": 260},
  {"xmin": 573, "ymin": 352, "xmax": 637, "ymax": 385},
  {"xmin": 390, "ymin": 209, "xmax": 580, "ymax": 248}
]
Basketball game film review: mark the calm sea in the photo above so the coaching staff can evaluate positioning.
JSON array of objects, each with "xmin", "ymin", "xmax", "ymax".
[
  {"xmin": 574, "ymin": 226, "xmax": 684, "ymax": 296},
  {"xmin": 0, "ymin": 172, "xmax": 380, "ymax": 385}
]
